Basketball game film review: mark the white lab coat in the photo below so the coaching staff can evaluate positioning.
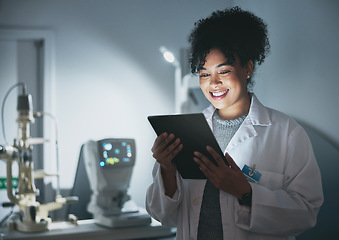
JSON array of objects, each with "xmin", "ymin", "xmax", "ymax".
[{"xmin": 145, "ymin": 94, "xmax": 323, "ymax": 240}]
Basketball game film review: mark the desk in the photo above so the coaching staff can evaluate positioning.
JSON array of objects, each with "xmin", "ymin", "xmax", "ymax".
[{"xmin": 1, "ymin": 219, "xmax": 176, "ymax": 240}]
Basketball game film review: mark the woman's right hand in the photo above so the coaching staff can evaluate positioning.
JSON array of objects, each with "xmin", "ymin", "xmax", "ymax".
[{"xmin": 151, "ymin": 132, "xmax": 183, "ymax": 174}]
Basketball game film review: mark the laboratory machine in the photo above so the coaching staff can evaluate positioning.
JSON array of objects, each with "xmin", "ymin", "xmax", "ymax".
[
  {"xmin": 80, "ymin": 138, "xmax": 152, "ymax": 228},
  {"xmin": 0, "ymin": 83, "xmax": 175, "ymax": 239},
  {"xmin": 0, "ymin": 83, "xmax": 77, "ymax": 233}
]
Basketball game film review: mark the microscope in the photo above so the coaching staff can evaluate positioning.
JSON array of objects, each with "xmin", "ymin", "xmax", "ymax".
[
  {"xmin": 0, "ymin": 84, "xmax": 77, "ymax": 232},
  {"xmin": 81, "ymin": 139, "xmax": 151, "ymax": 228}
]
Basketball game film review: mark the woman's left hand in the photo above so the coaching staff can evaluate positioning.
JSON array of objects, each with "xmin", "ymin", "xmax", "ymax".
[{"xmin": 193, "ymin": 146, "xmax": 251, "ymax": 199}]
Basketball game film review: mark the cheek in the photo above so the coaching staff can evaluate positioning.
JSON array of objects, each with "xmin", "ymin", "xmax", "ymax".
[
  {"xmin": 202, "ymin": 91, "xmax": 211, "ymax": 100},
  {"xmin": 199, "ymin": 81, "xmax": 208, "ymax": 90},
  {"xmin": 199, "ymin": 82, "xmax": 211, "ymax": 98},
  {"xmin": 199, "ymin": 78, "xmax": 203, "ymax": 86},
  {"xmin": 225, "ymin": 75, "xmax": 247, "ymax": 88}
]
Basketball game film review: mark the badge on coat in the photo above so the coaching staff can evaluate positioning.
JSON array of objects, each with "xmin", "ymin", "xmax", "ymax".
[{"xmin": 242, "ymin": 164, "xmax": 261, "ymax": 183}]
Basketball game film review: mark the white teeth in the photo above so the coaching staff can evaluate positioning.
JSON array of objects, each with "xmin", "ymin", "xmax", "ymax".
[{"xmin": 211, "ymin": 90, "xmax": 227, "ymax": 96}]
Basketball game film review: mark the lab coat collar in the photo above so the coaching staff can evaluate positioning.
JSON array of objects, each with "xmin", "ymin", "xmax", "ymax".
[
  {"xmin": 203, "ymin": 93, "xmax": 272, "ymax": 152},
  {"xmin": 203, "ymin": 93, "xmax": 272, "ymax": 127},
  {"xmin": 247, "ymin": 93, "xmax": 271, "ymax": 127}
]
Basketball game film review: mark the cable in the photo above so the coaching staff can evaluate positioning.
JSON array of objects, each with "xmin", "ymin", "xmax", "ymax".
[
  {"xmin": 34, "ymin": 111, "xmax": 61, "ymax": 196},
  {"xmin": 0, "ymin": 206, "xmax": 22, "ymax": 240},
  {"xmin": 1, "ymin": 82, "xmax": 27, "ymax": 145},
  {"xmin": 0, "ymin": 207, "xmax": 14, "ymax": 228}
]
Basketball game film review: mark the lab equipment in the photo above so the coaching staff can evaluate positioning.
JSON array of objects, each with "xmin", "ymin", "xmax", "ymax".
[
  {"xmin": 81, "ymin": 138, "xmax": 152, "ymax": 228},
  {"xmin": 0, "ymin": 83, "xmax": 77, "ymax": 232}
]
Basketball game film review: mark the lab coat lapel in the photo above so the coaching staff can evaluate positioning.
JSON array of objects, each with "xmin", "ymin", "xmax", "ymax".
[
  {"xmin": 225, "ymin": 118, "xmax": 257, "ymax": 152},
  {"xmin": 225, "ymin": 94, "xmax": 271, "ymax": 152}
]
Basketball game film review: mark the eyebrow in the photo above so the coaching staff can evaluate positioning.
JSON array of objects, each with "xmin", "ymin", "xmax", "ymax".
[{"xmin": 199, "ymin": 61, "xmax": 231, "ymax": 71}]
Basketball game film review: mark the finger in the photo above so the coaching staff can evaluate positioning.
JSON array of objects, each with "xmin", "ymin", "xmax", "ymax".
[
  {"xmin": 193, "ymin": 157, "xmax": 215, "ymax": 179},
  {"xmin": 225, "ymin": 153, "xmax": 241, "ymax": 171},
  {"xmin": 151, "ymin": 132, "xmax": 168, "ymax": 152},
  {"xmin": 206, "ymin": 146, "xmax": 228, "ymax": 167},
  {"xmin": 193, "ymin": 151, "xmax": 216, "ymax": 171},
  {"xmin": 156, "ymin": 136, "xmax": 183, "ymax": 163},
  {"xmin": 153, "ymin": 140, "xmax": 183, "ymax": 171},
  {"xmin": 163, "ymin": 139, "xmax": 183, "ymax": 159},
  {"xmin": 153, "ymin": 133, "xmax": 175, "ymax": 154}
]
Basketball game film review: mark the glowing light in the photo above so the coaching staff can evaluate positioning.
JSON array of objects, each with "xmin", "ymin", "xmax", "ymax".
[
  {"xmin": 106, "ymin": 158, "xmax": 114, "ymax": 165},
  {"xmin": 103, "ymin": 143, "xmax": 112, "ymax": 151},
  {"xmin": 159, "ymin": 46, "xmax": 178, "ymax": 65},
  {"xmin": 163, "ymin": 51, "xmax": 175, "ymax": 63}
]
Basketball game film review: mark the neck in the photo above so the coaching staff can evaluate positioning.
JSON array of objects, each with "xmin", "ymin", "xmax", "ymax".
[{"xmin": 217, "ymin": 94, "xmax": 251, "ymax": 120}]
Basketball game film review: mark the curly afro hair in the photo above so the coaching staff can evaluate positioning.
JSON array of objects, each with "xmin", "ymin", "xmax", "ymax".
[{"xmin": 188, "ymin": 6, "xmax": 270, "ymax": 87}]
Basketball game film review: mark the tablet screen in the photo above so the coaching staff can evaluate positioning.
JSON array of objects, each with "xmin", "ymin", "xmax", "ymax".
[{"xmin": 148, "ymin": 113, "xmax": 228, "ymax": 179}]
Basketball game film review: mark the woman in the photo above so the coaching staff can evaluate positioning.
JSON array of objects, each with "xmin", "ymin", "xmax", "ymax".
[{"xmin": 146, "ymin": 7, "xmax": 323, "ymax": 240}]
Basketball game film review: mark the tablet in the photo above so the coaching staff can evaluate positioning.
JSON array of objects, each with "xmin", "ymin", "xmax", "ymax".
[{"xmin": 148, "ymin": 113, "xmax": 229, "ymax": 179}]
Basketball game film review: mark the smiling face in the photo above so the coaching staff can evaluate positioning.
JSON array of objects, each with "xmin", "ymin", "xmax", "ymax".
[{"xmin": 199, "ymin": 48, "xmax": 253, "ymax": 120}]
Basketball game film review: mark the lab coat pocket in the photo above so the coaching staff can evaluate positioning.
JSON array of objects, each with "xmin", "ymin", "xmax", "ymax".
[{"xmin": 257, "ymin": 170, "xmax": 284, "ymax": 190}]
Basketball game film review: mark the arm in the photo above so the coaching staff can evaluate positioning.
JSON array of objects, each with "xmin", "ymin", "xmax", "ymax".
[
  {"xmin": 145, "ymin": 162, "xmax": 182, "ymax": 227},
  {"xmin": 193, "ymin": 126, "xmax": 323, "ymax": 236},
  {"xmin": 236, "ymin": 126, "xmax": 324, "ymax": 236},
  {"xmin": 151, "ymin": 132, "xmax": 182, "ymax": 197},
  {"xmin": 161, "ymin": 168, "xmax": 177, "ymax": 198},
  {"xmin": 145, "ymin": 132, "xmax": 183, "ymax": 226}
]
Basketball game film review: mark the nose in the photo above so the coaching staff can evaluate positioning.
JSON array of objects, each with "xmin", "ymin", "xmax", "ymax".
[{"xmin": 210, "ymin": 74, "xmax": 222, "ymax": 87}]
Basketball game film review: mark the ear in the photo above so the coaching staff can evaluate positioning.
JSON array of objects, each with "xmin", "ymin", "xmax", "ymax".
[{"xmin": 246, "ymin": 60, "xmax": 254, "ymax": 79}]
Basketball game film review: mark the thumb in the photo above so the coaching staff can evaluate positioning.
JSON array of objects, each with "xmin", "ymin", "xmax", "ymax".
[{"xmin": 225, "ymin": 153, "xmax": 241, "ymax": 171}]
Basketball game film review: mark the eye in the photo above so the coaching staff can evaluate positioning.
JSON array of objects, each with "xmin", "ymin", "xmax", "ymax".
[
  {"xmin": 219, "ymin": 70, "xmax": 230, "ymax": 75},
  {"xmin": 199, "ymin": 73, "xmax": 210, "ymax": 78}
]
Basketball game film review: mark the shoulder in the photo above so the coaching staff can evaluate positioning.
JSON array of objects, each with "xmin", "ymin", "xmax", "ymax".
[
  {"xmin": 268, "ymin": 107, "xmax": 299, "ymax": 128},
  {"xmin": 265, "ymin": 107, "xmax": 312, "ymax": 150},
  {"xmin": 251, "ymin": 94, "xmax": 310, "ymax": 145},
  {"xmin": 250, "ymin": 93, "xmax": 301, "ymax": 133}
]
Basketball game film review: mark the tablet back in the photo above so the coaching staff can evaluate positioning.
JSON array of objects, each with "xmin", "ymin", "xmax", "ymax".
[{"xmin": 148, "ymin": 113, "xmax": 227, "ymax": 179}]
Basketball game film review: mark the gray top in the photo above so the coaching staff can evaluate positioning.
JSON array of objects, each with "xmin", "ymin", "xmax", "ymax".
[{"xmin": 212, "ymin": 110, "xmax": 247, "ymax": 152}]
